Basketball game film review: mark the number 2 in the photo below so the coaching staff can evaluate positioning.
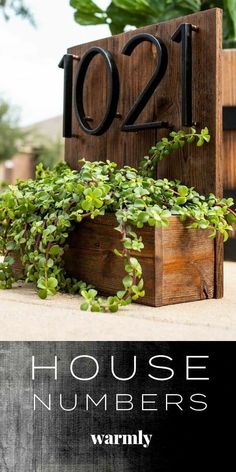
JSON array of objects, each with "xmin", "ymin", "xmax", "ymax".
[{"xmin": 121, "ymin": 33, "xmax": 169, "ymax": 132}]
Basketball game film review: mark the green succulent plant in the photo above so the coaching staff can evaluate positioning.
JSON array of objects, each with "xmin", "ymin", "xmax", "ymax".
[
  {"xmin": 0, "ymin": 127, "xmax": 235, "ymax": 312},
  {"xmin": 70, "ymin": 0, "xmax": 236, "ymax": 48}
]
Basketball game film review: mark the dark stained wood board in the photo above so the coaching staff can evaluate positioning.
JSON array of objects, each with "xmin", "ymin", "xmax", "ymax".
[{"xmin": 65, "ymin": 9, "xmax": 222, "ymax": 195}]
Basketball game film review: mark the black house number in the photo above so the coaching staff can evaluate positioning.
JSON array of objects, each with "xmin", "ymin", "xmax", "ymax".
[{"xmin": 59, "ymin": 23, "xmax": 198, "ymax": 138}]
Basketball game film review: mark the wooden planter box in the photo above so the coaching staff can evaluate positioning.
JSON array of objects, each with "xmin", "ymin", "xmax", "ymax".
[
  {"xmin": 223, "ymin": 49, "xmax": 236, "ymax": 260},
  {"xmin": 64, "ymin": 215, "xmax": 215, "ymax": 307}
]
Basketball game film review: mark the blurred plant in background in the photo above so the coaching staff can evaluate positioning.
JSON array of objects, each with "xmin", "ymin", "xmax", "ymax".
[
  {"xmin": 35, "ymin": 138, "xmax": 64, "ymax": 170},
  {"xmin": 0, "ymin": 1, "xmax": 35, "ymax": 165},
  {"xmin": 0, "ymin": 98, "xmax": 27, "ymax": 162},
  {"xmin": 0, "ymin": 97, "xmax": 63, "ymax": 185},
  {"xmin": 0, "ymin": 0, "xmax": 34, "ymax": 24},
  {"xmin": 0, "ymin": 2, "xmax": 64, "ymax": 184},
  {"xmin": 70, "ymin": 0, "xmax": 236, "ymax": 47}
]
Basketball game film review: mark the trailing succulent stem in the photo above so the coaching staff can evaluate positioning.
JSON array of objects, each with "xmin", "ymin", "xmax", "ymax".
[
  {"xmin": 0, "ymin": 128, "xmax": 235, "ymax": 313},
  {"xmin": 139, "ymin": 127, "xmax": 210, "ymax": 177}
]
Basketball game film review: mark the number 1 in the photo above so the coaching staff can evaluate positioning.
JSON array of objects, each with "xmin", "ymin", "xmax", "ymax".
[
  {"xmin": 58, "ymin": 54, "xmax": 75, "ymax": 138},
  {"xmin": 171, "ymin": 23, "xmax": 198, "ymax": 127}
]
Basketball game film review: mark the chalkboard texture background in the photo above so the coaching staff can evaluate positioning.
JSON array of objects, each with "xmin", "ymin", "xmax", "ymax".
[{"xmin": 0, "ymin": 342, "xmax": 234, "ymax": 471}]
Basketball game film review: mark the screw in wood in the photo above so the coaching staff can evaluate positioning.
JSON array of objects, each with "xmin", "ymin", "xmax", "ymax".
[
  {"xmin": 115, "ymin": 113, "xmax": 122, "ymax": 119},
  {"xmin": 85, "ymin": 116, "xmax": 93, "ymax": 122},
  {"xmin": 191, "ymin": 25, "xmax": 199, "ymax": 32}
]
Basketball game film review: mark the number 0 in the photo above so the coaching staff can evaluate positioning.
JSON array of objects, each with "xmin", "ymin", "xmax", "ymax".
[{"xmin": 74, "ymin": 47, "xmax": 120, "ymax": 136}]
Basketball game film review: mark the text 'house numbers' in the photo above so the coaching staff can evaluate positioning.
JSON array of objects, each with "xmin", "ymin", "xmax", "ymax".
[{"xmin": 59, "ymin": 23, "xmax": 198, "ymax": 138}]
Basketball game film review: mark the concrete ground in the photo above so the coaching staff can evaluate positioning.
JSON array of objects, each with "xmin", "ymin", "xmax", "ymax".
[{"xmin": 0, "ymin": 262, "xmax": 235, "ymax": 341}]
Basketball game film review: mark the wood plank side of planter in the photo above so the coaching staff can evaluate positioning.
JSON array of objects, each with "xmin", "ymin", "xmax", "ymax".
[
  {"xmin": 162, "ymin": 218, "xmax": 215, "ymax": 305},
  {"xmin": 64, "ymin": 215, "xmax": 215, "ymax": 307},
  {"xmin": 64, "ymin": 214, "xmax": 160, "ymax": 306}
]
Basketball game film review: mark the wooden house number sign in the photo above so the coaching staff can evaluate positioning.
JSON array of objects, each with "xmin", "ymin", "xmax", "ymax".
[
  {"xmin": 60, "ymin": 23, "xmax": 196, "ymax": 136},
  {"xmin": 59, "ymin": 8, "xmax": 223, "ymax": 301}
]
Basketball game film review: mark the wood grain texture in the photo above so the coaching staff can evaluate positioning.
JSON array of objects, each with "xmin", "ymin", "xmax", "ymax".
[
  {"xmin": 65, "ymin": 9, "xmax": 223, "ymax": 299},
  {"xmin": 223, "ymin": 49, "xmax": 236, "ymax": 106},
  {"xmin": 222, "ymin": 50, "xmax": 236, "ymax": 260},
  {"xmin": 12, "ymin": 215, "xmax": 215, "ymax": 307},
  {"xmin": 162, "ymin": 218, "xmax": 215, "ymax": 304},
  {"xmin": 222, "ymin": 50, "xmax": 236, "ymax": 189},
  {"xmin": 64, "ymin": 215, "xmax": 215, "ymax": 307},
  {"xmin": 66, "ymin": 9, "xmax": 222, "ymax": 195}
]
